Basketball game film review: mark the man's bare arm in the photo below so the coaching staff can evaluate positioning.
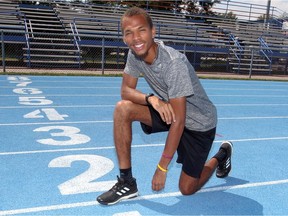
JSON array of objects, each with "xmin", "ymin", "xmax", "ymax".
[{"xmin": 121, "ymin": 73, "xmax": 148, "ymax": 105}]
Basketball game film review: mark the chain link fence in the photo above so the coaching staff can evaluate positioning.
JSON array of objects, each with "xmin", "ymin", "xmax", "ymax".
[
  {"xmin": 0, "ymin": 1, "xmax": 288, "ymax": 76},
  {"xmin": 1, "ymin": 29, "xmax": 233, "ymax": 75},
  {"xmin": 1, "ymin": 29, "xmax": 287, "ymax": 76},
  {"xmin": 0, "ymin": 30, "xmax": 128, "ymax": 74}
]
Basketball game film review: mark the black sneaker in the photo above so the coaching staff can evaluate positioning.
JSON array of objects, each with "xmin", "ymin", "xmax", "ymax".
[
  {"xmin": 97, "ymin": 176, "xmax": 138, "ymax": 205},
  {"xmin": 216, "ymin": 141, "xmax": 233, "ymax": 178}
]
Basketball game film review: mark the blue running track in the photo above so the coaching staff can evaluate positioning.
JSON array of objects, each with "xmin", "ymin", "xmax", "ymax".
[{"xmin": 1, "ymin": 75, "xmax": 288, "ymax": 215}]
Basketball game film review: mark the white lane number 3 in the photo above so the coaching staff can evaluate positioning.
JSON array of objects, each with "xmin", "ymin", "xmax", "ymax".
[{"xmin": 33, "ymin": 126, "xmax": 91, "ymax": 146}]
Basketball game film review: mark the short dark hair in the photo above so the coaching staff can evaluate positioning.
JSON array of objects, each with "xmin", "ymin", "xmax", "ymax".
[{"xmin": 121, "ymin": 7, "xmax": 153, "ymax": 32}]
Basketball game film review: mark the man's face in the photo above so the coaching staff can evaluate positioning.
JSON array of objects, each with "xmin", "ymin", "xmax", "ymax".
[{"xmin": 122, "ymin": 14, "xmax": 156, "ymax": 61}]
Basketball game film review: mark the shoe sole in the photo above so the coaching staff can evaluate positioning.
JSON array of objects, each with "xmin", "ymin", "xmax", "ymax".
[{"xmin": 98, "ymin": 191, "xmax": 139, "ymax": 205}]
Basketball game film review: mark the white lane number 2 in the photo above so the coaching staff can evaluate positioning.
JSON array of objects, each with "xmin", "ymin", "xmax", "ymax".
[{"xmin": 49, "ymin": 155, "xmax": 115, "ymax": 195}]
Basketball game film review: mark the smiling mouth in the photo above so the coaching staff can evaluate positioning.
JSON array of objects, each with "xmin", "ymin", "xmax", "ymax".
[{"xmin": 134, "ymin": 43, "xmax": 144, "ymax": 50}]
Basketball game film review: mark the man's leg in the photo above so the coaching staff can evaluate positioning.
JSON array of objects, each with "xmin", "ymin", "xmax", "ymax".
[
  {"xmin": 97, "ymin": 100, "xmax": 152, "ymax": 205},
  {"xmin": 179, "ymin": 157, "xmax": 218, "ymax": 195},
  {"xmin": 179, "ymin": 158, "xmax": 218, "ymax": 195},
  {"xmin": 113, "ymin": 100, "xmax": 152, "ymax": 169},
  {"xmin": 179, "ymin": 141, "xmax": 233, "ymax": 195}
]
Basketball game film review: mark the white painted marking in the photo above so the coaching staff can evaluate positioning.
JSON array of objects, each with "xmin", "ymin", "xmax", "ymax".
[
  {"xmin": 0, "ymin": 120, "xmax": 113, "ymax": 126},
  {"xmin": 1, "ymin": 136, "xmax": 288, "ymax": 156},
  {"xmin": 1, "ymin": 86, "xmax": 150, "ymax": 90},
  {"xmin": 24, "ymin": 108, "xmax": 68, "ymax": 120},
  {"xmin": 113, "ymin": 211, "xmax": 142, "ymax": 216},
  {"xmin": 0, "ymin": 105, "xmax": 115, "ymax": 109},
  {"xmin": 1, "ymin": 115, "xmax": 288, "ymax": 127},
  {"xmin": 0, "ymin": 143, "xmax": 162, "ymax": 156},
  {"xmin": 49, "ymin": 155, "xmax": 114, "ymax": 195},
  {"xmin": 1, "ymin": 94, "xmax": 288, "ymax": 98},
  {"xmin": 218, "ymin": 116, "xmax": 288, "ymax": 120},
  {"xmin": 1, "ymin": 103, "xmax": 288, "ymax": 110},
  {"xmin": 206, "ymin": 87, "xmax": 288, "ymax": 92},
  {"xmin": 0, "ymin": 94, "xmax": 119, "ymax": 97},
  {"xmin": 210, "ymin": 95, "xmax": 288, "ymax": 98},
  {"xmin": 1, "ymin": 179, "xmax": 288, "ymax": 215},
  {"xmin": 2, "ymin": 86, "xmax": 121, "ymax": 89},
  {"xmin": 216, "ymin": 104, "xmax": 288, "ymax": 106}
]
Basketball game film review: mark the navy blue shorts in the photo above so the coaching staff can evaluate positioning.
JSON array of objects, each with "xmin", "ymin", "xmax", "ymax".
[{"xmin": 141, "ymin": 106, "xmax": 216, "ymax": 178}]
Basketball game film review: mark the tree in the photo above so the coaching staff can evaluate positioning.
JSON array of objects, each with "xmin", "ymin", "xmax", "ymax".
[
  {"xmin": 257, "ymin": 14, "xmax": 266, "ymax": 21},
  {"xmin": 217, "ymin": 11, "xmax": 237, "ymax": 20},
  {"xmin": 198, "ymin": 0, "xmax": 220, "ymax": 14}
]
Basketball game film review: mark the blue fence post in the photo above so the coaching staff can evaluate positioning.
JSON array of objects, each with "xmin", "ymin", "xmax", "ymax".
[
  {"xmin": 285, "ymin": 59, "xmax": 288, "ymax": 75},
  {"xmin": 101, "ymin": 37, "xmax": 105, "ymax": 75},
  {"xmin": 1, "ymin": 30, "xmax": 6, "ymax": 73},
  {"xmin": 249, "ymin": 48, "xmax": 254, "ymax": 79}
]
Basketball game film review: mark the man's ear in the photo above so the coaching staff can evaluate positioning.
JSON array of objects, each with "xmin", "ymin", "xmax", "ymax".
[{"xmin": 123, "ymin": 39, "xmax": 127, "ymax": 45}]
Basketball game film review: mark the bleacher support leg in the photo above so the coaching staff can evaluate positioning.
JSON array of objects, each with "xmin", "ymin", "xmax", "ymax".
[
  {"xmin": 285, "ymin": 59, "xmax": 288, "ymax": 75},
  {"xmin": 101, "ymin": 38, "xmax": 104, "ymax": 75},
  {"xmin": 1, "ymin": 31, "xmax": 6, "ymax": 73},
  {"xmin": 249, "ymin": 49, "xmax": 254, "ymax": 79}
]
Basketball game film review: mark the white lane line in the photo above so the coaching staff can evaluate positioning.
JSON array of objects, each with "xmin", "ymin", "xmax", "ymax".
[
  {"xmin": 0, "ymin": 145, "xmax": 118, "ymax": 155},
  {"xmin": 0, "ymin": 105, "xmax": 115, "ymax": 109},
  {"xmin": 0, "ymin": 94, "xmax": 120, "ymax": 97},
  {"xmin": 0, "ymin": 120, "xmax": 113, "ymax": 126},
  {"xmin": 1, "ymin": 103, "xmax": 288, "ymax": 109},
  {"xmin": 211, "ymin": 95, "xmax": 288, "ymax": 97},
  {"xmin": 113, "ymin": 211, "xmax": 142, "ymax": 216},
  {"xmin": 206, "ymin": 88, "xmax": 288, "ymax": 92},
  {"xmin": 1, "ymin": 137, "xmax": 288, "ymax": 156},
  {"xmin": 1, "ymin": 94, "xmax": 288, "ymax": 97},
  {"xmin": 218, "ymin": 116, "xmax": 288, "ymax": 120},
  {"xmin": 216, "ymin": 104, "xmax": 288, "ymax": 106},
  {"xmin": 1, "ymin": 86, "xmax": 287, "ymax": 91},
  {"xmin": 0, "ymin": 86, "xmax": 150, "ymax": 89},
  {"xmin": 1, "ymin": 178, "xmax": 288, "ymax": 215},
  {"xmin": 0, "ymin": 116, "xmax": 288, "ymax": 126},
  {"xmin": 0, "ymin": 143, "xmax": 164, "ymax": 156}
]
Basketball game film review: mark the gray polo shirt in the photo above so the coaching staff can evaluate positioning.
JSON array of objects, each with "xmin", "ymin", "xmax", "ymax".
[{"xmin": 124, "ymin": 40, "xmax": 217, "ymax": 132}]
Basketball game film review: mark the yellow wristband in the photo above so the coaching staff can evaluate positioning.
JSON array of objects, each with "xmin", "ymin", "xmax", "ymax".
[{"xmin": 157, "ymin": 164, "xmax": 168, "ymax": 172}]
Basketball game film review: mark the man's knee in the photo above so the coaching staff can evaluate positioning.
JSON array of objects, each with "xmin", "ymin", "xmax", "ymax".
[
  {"xmin": 114, "ymin": 100, "xmax": 133, "ymax": 118},
  {"xmin": 179, "ymin": 183, "xmax": 199, "ymax": 195},
  {"xmin": 179, "ymin": 172, "xmax": 200, "ymax": 195}
]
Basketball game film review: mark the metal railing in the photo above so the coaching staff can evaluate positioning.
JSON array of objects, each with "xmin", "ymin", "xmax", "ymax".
[
  {"xmin": 1, "ymin": 29, "xmax": 287, "ymax": 75},
  {"xmin": 23, "ymin": 17, "xmax": 31, "ymax": 67},
  {"xmin": 1, "ymin": 30, "xmax": 5, "ymax": 72},
  {"xmin": 69, "ymin": 22, "xmax": 81, "ymax": 67},
  {"xmin": 258, "ymin": 36, "xmax": 272, "ymax": 74},
  {"xmin": 229, "ymin": 33, "xmax": 244, "ymax": 73}
]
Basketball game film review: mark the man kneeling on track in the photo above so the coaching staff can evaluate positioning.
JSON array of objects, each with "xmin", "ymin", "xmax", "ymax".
[{"xmin": 97, "ymin": 7, "xmax": 233, "ymax": 205}]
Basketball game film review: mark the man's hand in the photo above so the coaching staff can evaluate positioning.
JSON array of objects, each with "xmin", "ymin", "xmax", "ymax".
[
  {"xmin": 152, "ymin": 167, "xmax": 167, "ymax": 191},
  {"xmin": 148, "ymin": 96, "xmax": 176, "ymax": 124}
]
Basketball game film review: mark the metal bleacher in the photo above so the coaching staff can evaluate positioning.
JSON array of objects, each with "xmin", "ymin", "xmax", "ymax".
[
  {"xmin": 210, "ymin": 17, "xmax": 288, "ymax": 73},
  {"xmin": 0, "ymin": 1, "xmax": 27, "ymax": 67},
  {"xmin": 0, "ymin": 1, "xmax": 24, "ymax": 35},
  {"xmin": 18, "ymin": 3, "xmax": 81, "ymax": 68},
  {"xmin": 50, "ymin": 1, "xmax": 288, "ymax": 74},
  {"xmin": 56, "ymin": 2, "xmax": 230, "ymax": 49},
  {"xmin": 54, "ymin": 2, "xmax": 231, "ymax": 70},
  {"xmin": 0, "ymin": 0, "xmax": 287, "ymax": 74}
]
